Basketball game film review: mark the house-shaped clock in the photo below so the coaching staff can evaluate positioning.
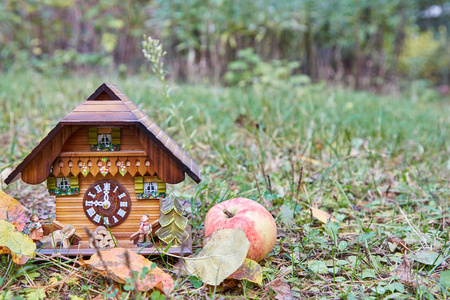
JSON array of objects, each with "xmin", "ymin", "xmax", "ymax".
[{"xmin": 4, "ymin": 83, "xmax": 201, "ymax": 255}]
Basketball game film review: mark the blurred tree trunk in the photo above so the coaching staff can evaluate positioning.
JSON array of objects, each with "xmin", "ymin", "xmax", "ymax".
[
  {"xmin": 304, "ymin": 1, "xmax": 317, "ymax": 81},
  {"xmin": 353, "ymin": 3, "xmax": 362, "ymax": 90},
  {"xmin": 391, "ymin": 0, "xmax": 407, "ymax": 84}
]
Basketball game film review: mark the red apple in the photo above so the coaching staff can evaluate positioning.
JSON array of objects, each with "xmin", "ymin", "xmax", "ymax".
[{"xmin": 204, "ymin": 197, "xmax": 277, "ymax": 262}]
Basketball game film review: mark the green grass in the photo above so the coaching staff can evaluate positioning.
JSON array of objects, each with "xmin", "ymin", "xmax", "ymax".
[{"xmin": 0, "ymin": 70, "xmax": 449, "ymax": 299}]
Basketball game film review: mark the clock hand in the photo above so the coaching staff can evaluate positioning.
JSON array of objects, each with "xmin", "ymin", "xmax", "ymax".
[
  {"xmin": 85, "ymin": 200, "xmax": 104, "ymax": 206},
  {"xmin": 102, "ymin": 192, "xmax": 111, "ymax": 209}
]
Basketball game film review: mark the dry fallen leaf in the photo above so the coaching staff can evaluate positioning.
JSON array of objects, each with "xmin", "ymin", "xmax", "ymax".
[
  {"xmin": 80, "ymin": 248, "xmax": 174, "ymax": 295},
  {"xmin": 227, "ymin": 258, "xmax": 262, "ymax": 285},
  {"xmin": 0, "ymin": 219, "xmax": 36, "ymax": 264},
  {"xmin": 184, "ymin": 228, "xmax": 250, "ymax": 286},
  {"xmin": 310, "ymin": 207, "xmax": 338, "ymax": 224},
  {"xmin": 0, "ymin": 190, "xmax": 27, "ymax": 231},
  {"xmin": 268, "ymin": 277, "xmax": 294, "ymax": 300},
  {"xmin": 390, "ymin": 254, "xmax": 413, "ymax": 285},
  {"xmin": 388, "ymin": 236, "xmax": 410, "ymax": 252}
]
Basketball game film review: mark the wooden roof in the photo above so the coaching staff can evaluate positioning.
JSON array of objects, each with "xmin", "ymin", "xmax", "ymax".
[{"xmin": 5, "ymin": 83, "xmax": 201, "ymax": 185}]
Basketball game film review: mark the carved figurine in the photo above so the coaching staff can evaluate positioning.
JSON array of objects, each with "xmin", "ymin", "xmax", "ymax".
[
  {"xmin": 41, "ymin": 224, "xmax": 77, "ymax": 248},
  {"xmin": 130, "ymin": 214, "xmax": 152, "ymax": 247},
  {"xmin": 27, "ymin": 213, "xmax": 44, "ymax": 247}
]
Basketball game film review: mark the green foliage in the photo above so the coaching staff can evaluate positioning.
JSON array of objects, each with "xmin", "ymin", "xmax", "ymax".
[
  {"xmin": 224, "ymin": 48, "xmax": 309, "ymax": 88},
  {"xmin": 0, "ymin": 0, "xmax": 141, "ymax": 73},
  {"xmin": 400, "ymin": 28, "xmax": 450, "ymax": 83}
]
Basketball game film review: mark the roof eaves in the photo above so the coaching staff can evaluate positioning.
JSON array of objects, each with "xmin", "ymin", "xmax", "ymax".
[
  {"xmin": 87, "ymin": 83, "xmax": 121, "ymax": 100},
  {"xmin": 135, "ymin": 122, "xmax": 201, "ymax": 183},
  {"xmin": 4, "ymin": 123, "xmax": 64, "ymax": 185}
]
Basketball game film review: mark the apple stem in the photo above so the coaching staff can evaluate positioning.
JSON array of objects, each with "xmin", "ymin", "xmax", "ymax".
[{"xmin": 223, "ymin": 208, "xmax": 234, "ymax": 218}]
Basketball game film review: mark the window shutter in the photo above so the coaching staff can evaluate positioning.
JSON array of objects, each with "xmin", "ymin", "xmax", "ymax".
[
  {"xmin": 47, "ymin": 176, "xmax": 56, "ymax": 189},
  {"xmin": 111, "ymin": 128, "xmax": 121, "ymax": 144},
  {"xmin": 88, "ymin": 128, "xmax": 98, "ymax": 144},
  {"xmin": 135, "ymin": 176, "xmax": 144, "ymax": 194},
  {"xmin": 157, "ymin": 179, "xmax": 166, "ymax": 193},
  {"xmin": 69, "ymin": 176, "xmax": 79, "ymax": 188}
]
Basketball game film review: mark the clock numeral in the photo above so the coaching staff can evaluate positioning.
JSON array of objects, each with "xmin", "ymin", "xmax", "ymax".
[
  {"xmin": 88, "ymin": 192, "xmax": 96, "ymax": 198},
  {"xmin": 117, "ymin": 209, "xmax": 126, "ymax": 218},
  {"xmin": 118, "ymin": 193, "xmax": 126, "ymax": 199},
  {"xmin": 103, "ymin": 182, "xmax": 111, "ymax": 192},
  {"xmin": 86, "ymin": 207, "xmax": 95, "ymax": 217},
  {"xmin": 94, "ymin": 185, "xmax": 102, "ymax": 193},
  {"xmin": 113, "ymin": 186, "xmax": 119, "ymax": 193},
  {"xmin": 85, "ymin": 200, "xmax": 93, "ymax": 206},
  {"xmin": 120, "ymin": 201, "xmax": 128, "ymax": 207},
  {"xmin": 113, "ymin": 216, "xmax": 119, "ymax": 223},
  {"xmin": 103, "ymin": 217, "xmax": 109, "ymax": 225},
  {"xmin": 93, "ymin": 214, "xmax": 101, "ymax": 223}
]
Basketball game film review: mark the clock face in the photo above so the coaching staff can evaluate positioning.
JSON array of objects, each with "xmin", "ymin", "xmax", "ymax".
[{"xmin": 83, "ymin": 180, "xmax": 131, "ymax": 227}]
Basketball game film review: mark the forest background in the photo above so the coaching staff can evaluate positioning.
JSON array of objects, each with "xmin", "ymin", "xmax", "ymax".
[{"xmin": 1, "ymin": 0, "xmax": 449, "ymax": 92}]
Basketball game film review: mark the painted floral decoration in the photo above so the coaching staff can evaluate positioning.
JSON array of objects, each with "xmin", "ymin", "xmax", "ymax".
[{"xmin": 100, "ymin": 166, "xmax": 109, "ymax": 176}]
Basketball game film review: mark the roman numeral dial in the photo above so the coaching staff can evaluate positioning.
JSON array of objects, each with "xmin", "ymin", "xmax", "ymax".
[{"xmin": 83, "ymin": 180, "xmax": 131, "ymax": 227}]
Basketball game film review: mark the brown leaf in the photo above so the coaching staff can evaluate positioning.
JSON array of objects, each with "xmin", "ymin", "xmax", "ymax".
[
  {"xmin": 0, "ymin": 190, "xmax": 27, "ymax": 231},
  {"xmin": 212, "ymin": 279, "xmax": 240, "ymax": 293},
  {"xmin": 227, "ymin": 258, "xmax": 262, "ymax": 285},
  {"xmin": 80, "ymin": 248, "xmax": 174, "ymax": 295},
  {"xmin": 390, "ymin": 254, "xmax": 413, "ymax": 285},
  {"xmin": 268, "ymin": 278, "xmax": 294, "ymax": 300},
  {"xmin": 388, "ymin": 236, "xmax": 410, "ymax": 252}
]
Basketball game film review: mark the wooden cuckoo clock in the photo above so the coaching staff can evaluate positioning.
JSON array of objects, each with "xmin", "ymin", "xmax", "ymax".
[{"xmin": 4, "ymin": 83, "xmax": 201, "ymax": 256}]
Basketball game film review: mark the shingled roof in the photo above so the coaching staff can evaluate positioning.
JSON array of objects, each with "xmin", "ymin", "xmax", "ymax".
[{"xmin": 5, "ymin": 83, "xmax": 201, "ymax": 185}]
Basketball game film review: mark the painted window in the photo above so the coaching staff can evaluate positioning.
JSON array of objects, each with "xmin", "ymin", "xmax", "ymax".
[
  {"xmin": 143, "ymin": 182, "xmax": 158, "ymax": 194},
  {"xmin": 98, "ymin": 134, "xmax": 112, "ymax": 146},
  {"xmin": 56, "ymin": 177, "xmax": 71, "ymax": 189}
]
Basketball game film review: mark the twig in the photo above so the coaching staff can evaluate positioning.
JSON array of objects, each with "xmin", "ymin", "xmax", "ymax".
[
  {"xmin": 295, "ymin": 166, "xmax": 304, "ymax": 202},
  {"xmin": 252, "ymin": 171, "xmax": 262, "ymax": 203},
  {"xmin": 392, "ymin": 202, "xmax": 429, "ymax": 248},
  {"xmin": 443, "ymin": 202, "xmax": 446, "ymax": 231},
  {"xmin": 267, "ymin": 175, "xmax": 272, "ymax": 195},
  {"xmin": 291, "ymin": 159, "xmax": 295, "ymax": 194},
  {"xmin": 385, "ymin": 184, "xmax": 391, "ymax": 197},
  {"xmin": 260, "ymin": 162, "xmax": 269, "ymax": 191}
]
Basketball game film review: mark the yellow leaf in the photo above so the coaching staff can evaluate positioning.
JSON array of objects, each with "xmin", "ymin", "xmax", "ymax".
[
  {"xmin": 310, "ymin": 207, "xmax": 338, "ymax": 224},
  {"xmin": 80, "ymin": 248, "xmax": 174, "ymax": 295},
  {"xmin": 0, "ymin": 220, "xmax": 35, "ymax": 264},
  {"xmin": 0, "ymin": 191, "xmax": 27, "ymax": 231},
  {"xmin": 227, "ymin": 258, "xmax": 262, "ymax": 285},
  {"xmin": 49, "ymin": 276, "xmax": 59, "ymax": 285},
  {"xmin": 184, "ymin": 228, "xmax": 250, "ymax": 286},
  {"xmin": 26, "ymin": 288, "xmax": 46, "ymax": 300}
]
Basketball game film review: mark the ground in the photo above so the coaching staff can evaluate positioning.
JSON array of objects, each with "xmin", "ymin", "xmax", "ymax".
[{"xmin": 0, "ymin": 72, "xmax": 449, "ymax": 299}]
